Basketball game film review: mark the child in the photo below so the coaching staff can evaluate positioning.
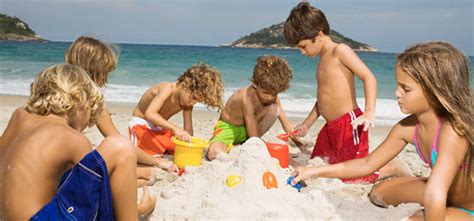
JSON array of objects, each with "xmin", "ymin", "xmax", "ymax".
[
  {"xmin": 206, "ymin": 55, "xmax": 305, "ymax": 160},
  {"xmin": 292, "ymin": 42, "xmax": 473, "ymax": 219},
  {"xmin": 66, "ymin": 35, "xmax": 177, "ymax": 184},
  {"xmin": 130, "ymin": 63, "xmax": 224, "ymax": 156},
  {"xmin": 284, "ymin": 2, "xmax": 379, "ymax": 183},
  {"xmin": 0, "ymin": 64, "xmax": 154, "ymax": 220}
]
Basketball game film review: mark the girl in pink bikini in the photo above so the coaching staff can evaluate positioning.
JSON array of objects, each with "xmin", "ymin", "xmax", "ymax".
[{"xmin": 291, "ymin": 41, "xmax": 473, "ymax": 220}]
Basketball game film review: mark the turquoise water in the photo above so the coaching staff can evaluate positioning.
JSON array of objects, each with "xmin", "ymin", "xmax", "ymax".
[{"xmin": 1, "ymin": 41, "xmax": 472, "ymax": 125}]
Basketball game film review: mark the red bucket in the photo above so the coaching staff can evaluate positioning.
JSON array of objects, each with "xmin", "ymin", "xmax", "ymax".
[{"xmin": 266, "ymin": 143, "xmax": 289, "ymax": 168}]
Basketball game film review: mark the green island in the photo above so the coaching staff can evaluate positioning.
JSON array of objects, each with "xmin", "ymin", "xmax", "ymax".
[
  {"xmin": 0, "ymin": 13, "xmax": 46, "ymax": 42},
  {"xmin": 222, "ymin": 22, "xmax": 377, "ymax": 52}
]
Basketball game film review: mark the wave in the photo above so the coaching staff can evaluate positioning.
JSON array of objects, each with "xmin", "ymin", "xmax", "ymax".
[{"xmin": 0, "ymin": 79, "xmax": 406, "ymax": 126}]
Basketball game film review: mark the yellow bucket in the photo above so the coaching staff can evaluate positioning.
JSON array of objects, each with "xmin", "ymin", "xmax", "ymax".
[{"xmin": 171, "ymin": 136, "xmax": 208, "ymax": 169}]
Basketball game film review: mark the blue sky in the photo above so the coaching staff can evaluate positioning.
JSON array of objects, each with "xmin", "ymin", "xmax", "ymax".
[{"xmin": 1, "ymin": 0, "xmax": 473, "ymax": 55}]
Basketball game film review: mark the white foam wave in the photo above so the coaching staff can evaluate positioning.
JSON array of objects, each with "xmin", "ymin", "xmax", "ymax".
[{"xmin": 0, "ymin": 81, "xmax": 405, "ymax": 126}]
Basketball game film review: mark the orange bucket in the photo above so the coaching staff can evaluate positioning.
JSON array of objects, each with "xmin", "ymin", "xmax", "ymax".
[{"xmin": 265, "ymin": 142, "xmax": 289, "ymax": 168}]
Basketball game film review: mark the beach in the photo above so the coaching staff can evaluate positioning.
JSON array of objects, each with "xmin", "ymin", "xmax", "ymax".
[{"xmin": 1, "ymin": 94, "xmax": 433, "ymax": 220}]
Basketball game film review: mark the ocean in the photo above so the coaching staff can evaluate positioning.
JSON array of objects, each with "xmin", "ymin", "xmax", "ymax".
[{"xmin": 0, "ymin": 41, "xmax": 473, "ymax": 126}]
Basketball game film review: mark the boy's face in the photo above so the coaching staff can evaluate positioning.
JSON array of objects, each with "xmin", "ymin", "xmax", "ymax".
[
  {"xmin": 253, "ymin": 85, "xmax": 278, "ymax": 106},
  {"xmin": 394, "ymin": 64, "xmax": 430, "ymax": 114},
  {"xmin": 297, "ymin": 37, "xmax": 321, "ymax": 58},
  {"xmin": 179, "ymin": 89, "xmax": 199, "ymax": 108}
]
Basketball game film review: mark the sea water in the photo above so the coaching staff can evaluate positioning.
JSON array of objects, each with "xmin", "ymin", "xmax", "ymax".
[{"xmin": 1, "ymin": 41, "xmax": 472, "ymax": 126}]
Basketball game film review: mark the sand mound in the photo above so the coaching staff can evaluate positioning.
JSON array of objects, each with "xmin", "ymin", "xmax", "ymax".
[{"xmin": 147, "ymin": 138, "xmax": 420, "ymax": 220}]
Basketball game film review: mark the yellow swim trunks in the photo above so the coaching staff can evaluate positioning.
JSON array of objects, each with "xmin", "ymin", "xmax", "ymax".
[{"xmin": 209, "ymin": 120, "xmax": 248, "ymax": 151}]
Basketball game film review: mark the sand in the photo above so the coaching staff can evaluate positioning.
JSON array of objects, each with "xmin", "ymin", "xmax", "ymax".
[{"xmin": 1, "ymin": 94, "xmax": 430, "ymax": 220}]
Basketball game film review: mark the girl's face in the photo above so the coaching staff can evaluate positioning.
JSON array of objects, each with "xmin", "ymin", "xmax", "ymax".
[{"xmin": 394, "ymin": 64, "xmax": 431, "ymax": 114}]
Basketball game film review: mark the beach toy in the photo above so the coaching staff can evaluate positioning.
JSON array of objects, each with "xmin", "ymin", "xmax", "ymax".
[
  {"xmin": 178, "ymin": 168, "xmax": 185, "ymax": 176},
  {"xmin": 172, "ymin": 136, "xmax": 208, "ymax": 169},
  {"xmin": 226, "ymin": 174, "xmax": 242, "ymax": 187},
  {"xmin": 262, "ymin": 171, "xmax": 278, "ymax": 189},
  {"xmin": 286, "ymin": 176, "xmax": 302, "ymax": 192},
  {"xmin": 276, "ymin": 130, "xmax": 297, "ymax": 142},
  {"xmin": 265, "ymin": 143, "xmax": 289, "ymax": 168}
]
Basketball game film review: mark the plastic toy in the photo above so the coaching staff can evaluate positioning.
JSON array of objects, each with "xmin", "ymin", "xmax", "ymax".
[
  {"xmin": 276, "ymin": 130, "xmax": 297, "ymax": 142},
  {"xmin": 226, "ymin": 174, "xmax": 242, "ymax": 187},
  {"xmin": 262, "ymin": 171, "xmax": 278, "ymax": 189},
  {"xmin": 286, "ymin": 176, "xmax": 302, "ymax": 192}
]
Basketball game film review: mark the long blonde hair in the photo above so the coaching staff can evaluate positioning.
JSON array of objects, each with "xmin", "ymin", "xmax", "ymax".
[
  {"xmin": 27, "ymin": 64, "xmax": 104, "ymax": 127},
  {"xmin": 65, "ymin": 35, "xmax": 119, "ymax": 87},
  {"xmin": 398, "ymin": 41, "xmax": 473, "ymax": 160}
]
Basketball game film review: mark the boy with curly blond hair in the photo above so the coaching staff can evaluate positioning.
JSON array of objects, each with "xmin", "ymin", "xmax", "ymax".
[
  {"xmin": 0, "ymin": 64, "xmax": 155, "ymax": 220},
  {"xmin": 206, "ymin": 55, "xmax": 304, "ymax": 160},
  {"xmin": 130, "ymin": 63, "xmax": 224, "ymax": 156}
]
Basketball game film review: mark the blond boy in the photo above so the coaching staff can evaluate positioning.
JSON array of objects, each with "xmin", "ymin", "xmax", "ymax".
[
  {"xmin": 207, "ymin": 55, "xmax": 304, "ymax": 160},
  {"xmin": 284, "ymin": 2, "xmax": 379, "ymax": 182},
  {"xmin": 0, "ymin": 64, "xmax": 153, "ymax": 220},
  {"xmin": 130, "ymin": 63, "xmax": 224, "ymax": 156}
]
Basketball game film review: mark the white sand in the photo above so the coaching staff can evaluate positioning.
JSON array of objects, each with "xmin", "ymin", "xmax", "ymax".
[{"xmin": 0, "ymin": 95, "xmax": 430, "ymax": 220}]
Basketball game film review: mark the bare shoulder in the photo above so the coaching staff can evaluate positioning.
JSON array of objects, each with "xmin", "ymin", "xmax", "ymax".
[
  {"xmin": 390, "ymin": 114, "xmax": 418, "ymax": 143},
  {"xmin": 37, "ymin": 122, "xmax": 91, "ymax": 154},
  {"xmin": 334, "ymin": 43, "xmax": 356, "ymax": 58},
  {"xmin": 439, "ymin": 121, "xmax": 469, "ymax": 149}
]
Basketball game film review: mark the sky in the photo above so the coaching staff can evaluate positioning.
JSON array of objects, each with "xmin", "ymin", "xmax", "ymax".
[{"xmin": 1, "ymin": 0, "xmax": 473, "ymax": 55}]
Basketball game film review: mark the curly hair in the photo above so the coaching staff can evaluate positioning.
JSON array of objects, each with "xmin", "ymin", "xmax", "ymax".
[
  {"xmin": 177, "ymin": 63, "xmax": 224, "ymax": 110},
  {"xmin": 397, "ymin": 41, "xmax": 473, "ymax": 156},
  {"xmin": 284, "ymin": 2, "xmax": 330, "ymax": 45},
  {"xmin": 252, "ymin": 55, "xmax": 293, "ymax": 93},
  {"xmin": 65, "ymin": 35, "xmax": 119, "ymax": 87},
  {"xmin": 27, "ymin": 64, "xmax": 104, "ymax": 127}
]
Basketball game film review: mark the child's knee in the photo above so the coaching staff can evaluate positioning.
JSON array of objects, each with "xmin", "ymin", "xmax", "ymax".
[
  {"xmin": 206, "ymin": 143, "xmax": 226, "ymax": 161},
  {"xmin": 368, "ymin": 184, "xmax": 388, "ymax": 208},
  {"xmin": 99, "ymin": 135, "xmax": 136, "ymax": 163}
]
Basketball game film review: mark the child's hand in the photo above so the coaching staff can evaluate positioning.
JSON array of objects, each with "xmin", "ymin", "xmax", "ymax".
[
  {"xmin": 293, "ymin": 124, "xmax": 309, "ymax": 137},
  {"xmin": 291, "ymin": 166, "xmax": 318, "ymax": 184},
  {"xmin": 155, "ymin": 157, "xmax": 179, "ymax": 173},
  {"xmin": 174, "ymin": 128, "xmax": 192, "ymax": 142},
  {"xmin": 351, "ymin": 112, "xmax": 375, "ymax": 131}
]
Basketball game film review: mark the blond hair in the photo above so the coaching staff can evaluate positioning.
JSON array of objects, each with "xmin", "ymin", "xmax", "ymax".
[
  {"xmin": 252, "ymin": 55, "xmax": 293, "ymax": 93},
  {"xmin": 27, "ymin": 64, "xmax": 104, "ymax": 127},
  {"xmin": 398, "ymin": 41, "xmax": 473, "ymax": 160},
  {"xmin": 177, "ymin": 63, "xmax": 224, "ymax": 110},
  {"xmin": 65, "ymin": 35, "xmax": 119, "ymax": 87}
]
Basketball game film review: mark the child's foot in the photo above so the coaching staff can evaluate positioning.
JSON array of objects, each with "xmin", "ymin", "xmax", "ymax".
[
  {"xmin": 137, "ymin": 167, "xmax": 157, "ymax": 186},
  {"xmin": 138, "ymin": 187, "xmax": 156, "ymax": 219}
]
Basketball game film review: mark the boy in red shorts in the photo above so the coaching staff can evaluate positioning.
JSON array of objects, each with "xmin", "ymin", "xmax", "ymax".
[{"xmin": 284, "ymin": 2, "xmax": 379, "ymax": 183}]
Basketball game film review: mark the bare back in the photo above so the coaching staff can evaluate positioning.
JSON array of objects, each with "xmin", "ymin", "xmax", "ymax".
[
  {"xmin": 133, "ymin": 82, "xmax": 182, "ymax": 120},
  {"xmin": 317, "ymin": 44, "xmax": 358, "ymax": 121},
  {"xmin": 0, "ymin": 108, "xmax": 91, "ymax": 220},
  {"xmin": 219, "ymin": 87, "xmax": 247, "ymax": 126}
]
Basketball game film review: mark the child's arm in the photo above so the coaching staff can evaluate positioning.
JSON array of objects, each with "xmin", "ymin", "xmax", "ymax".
[
  {"xmin": 292, "ymin": 119, "xmax": 411, "ymax": 184},
  {"xmin": 242, "ymin": 93, "xmax": 259, "ymax": 137},
  {"xmin": 182, "ymin": 107, "xmax": 193, "ymax": 136},
  {"xmin": 294, "ymin": 101, "xmax": 320, "ymax": 137},
  {"xmin": 336, "ymin": 44, "xmax": 377, "ymax": 131},
  {"xmin": 144, "ymin": 86, "xmax": 191, "ymax": 141},
  {"xmin": 96, "ymin": 107, "xmax": 121, "ymax": 137},
  {"xmin": 275, "ymin": 98, "xmax": 307, "ymax": 151},
  {"xmin": 423, "ymin": 126, "xmax": 469, "ymax": 220}
]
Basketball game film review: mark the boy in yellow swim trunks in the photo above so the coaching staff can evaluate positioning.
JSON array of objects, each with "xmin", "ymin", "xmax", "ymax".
[{"xmin": 207, "ymin": 55, "xmax": 306, "ymax": 160}]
